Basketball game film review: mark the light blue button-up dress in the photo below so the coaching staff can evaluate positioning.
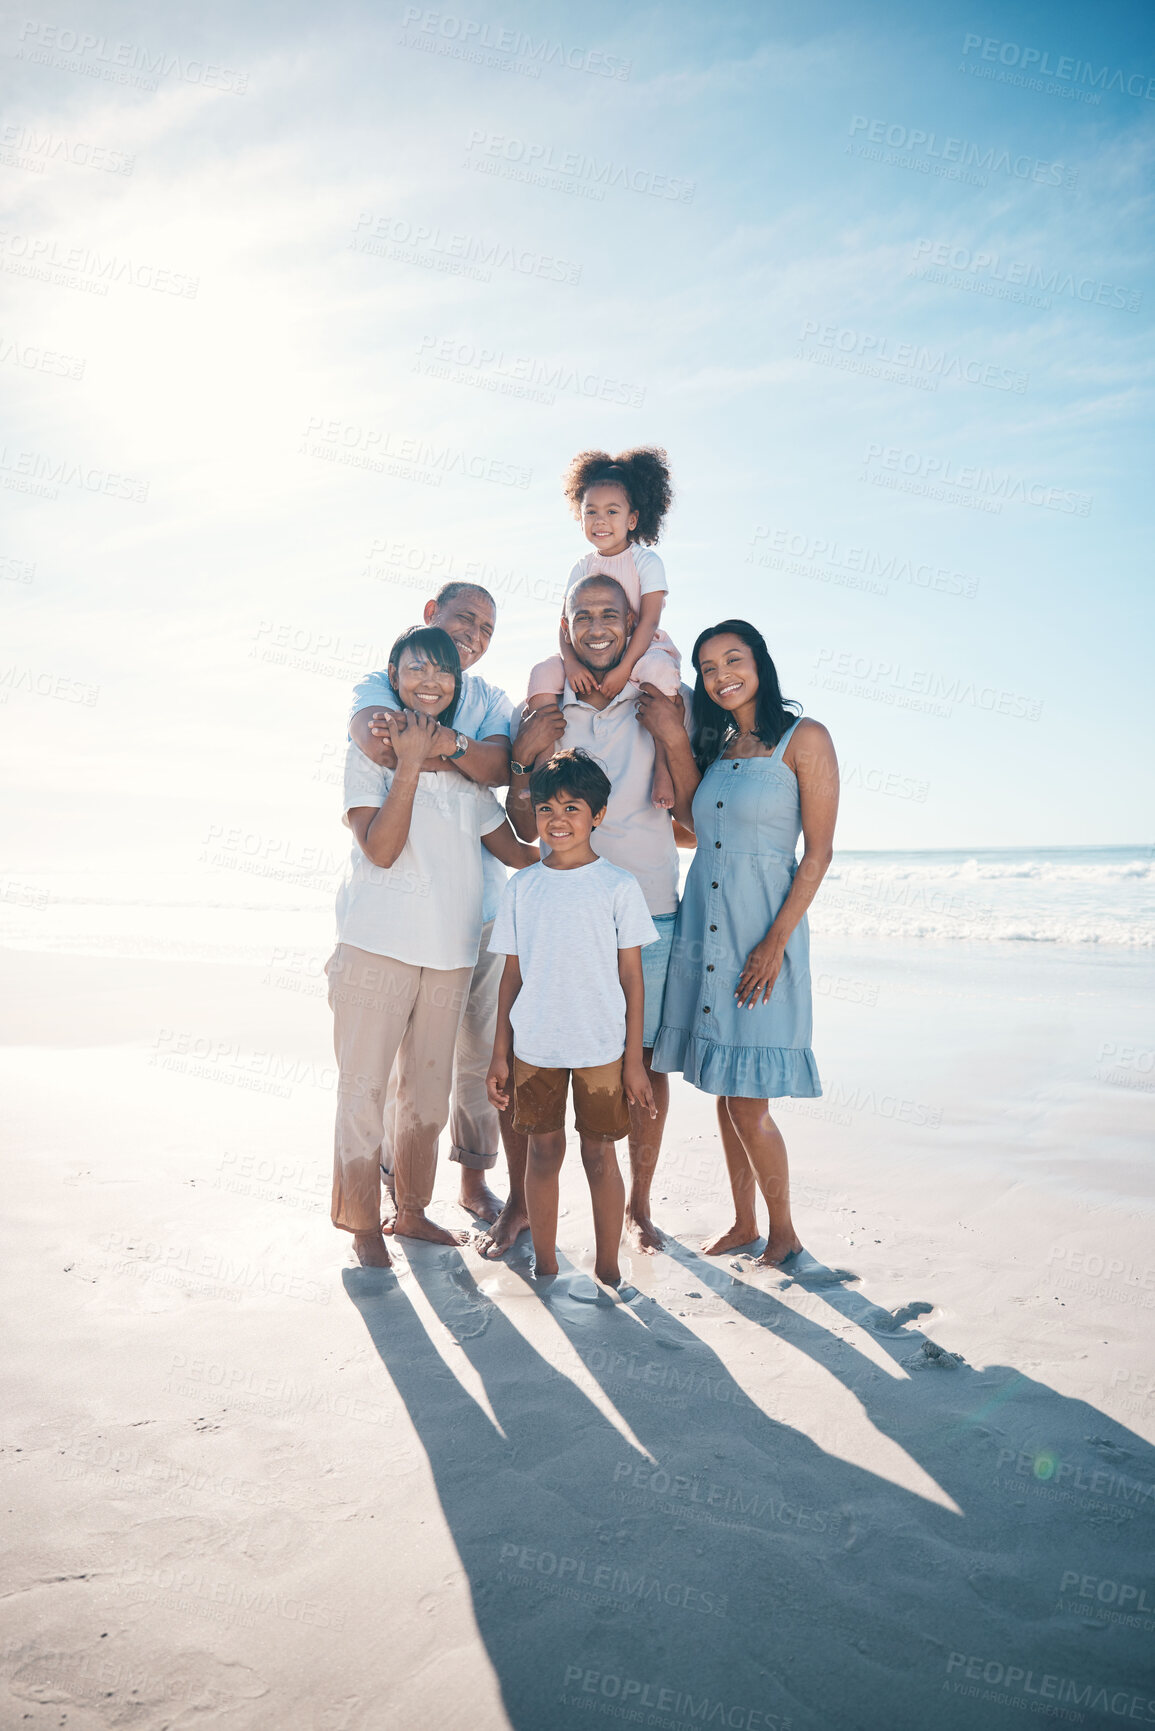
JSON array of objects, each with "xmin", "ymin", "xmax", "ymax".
[{"xmin": 653, "ymin": 719, "xmax": 821, "ymax": 1099}]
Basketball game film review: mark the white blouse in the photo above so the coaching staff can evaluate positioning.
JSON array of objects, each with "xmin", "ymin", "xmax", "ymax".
[{"xmin": 336, "ymin": 744, "xmax": 505, "ymax": 970}]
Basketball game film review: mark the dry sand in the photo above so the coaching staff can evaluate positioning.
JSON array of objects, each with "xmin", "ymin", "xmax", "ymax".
[{"xmin": 2, "ymin": 939, "xmax": 1153, "ymax": 1730}]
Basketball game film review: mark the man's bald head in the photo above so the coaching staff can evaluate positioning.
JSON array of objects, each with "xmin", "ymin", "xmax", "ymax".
[{"xmin": 565, "ymin": 573, "xmax": 632, "ymax": 620}]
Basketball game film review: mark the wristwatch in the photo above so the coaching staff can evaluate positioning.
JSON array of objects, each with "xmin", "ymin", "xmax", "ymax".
[
  {"xmin": 446, "ymin": 731, "xmax": 469, "ymax": 761},
  {"xmin": 510, "ymin": 758, "xmax": 532, "ymax": 775}
]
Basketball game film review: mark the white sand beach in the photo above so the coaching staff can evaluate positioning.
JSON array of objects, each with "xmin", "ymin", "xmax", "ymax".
[{"xmin": 3, "ymin": 852, "xmax": 1152, "ymax": 1731}]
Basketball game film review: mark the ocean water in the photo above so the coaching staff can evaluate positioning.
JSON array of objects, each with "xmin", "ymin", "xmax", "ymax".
[
  {"xmin": 810, "ymin": 845, "xmax": 1155, "ymax": 948},
  {"xmin": 0, "ymin": 844, "xmax": 1150, "ymax": 966}
]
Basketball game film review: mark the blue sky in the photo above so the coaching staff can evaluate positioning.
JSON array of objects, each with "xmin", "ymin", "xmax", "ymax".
[{"xmin": 1, "ymin": 0, "xmax": 1152, "ymax": 857}]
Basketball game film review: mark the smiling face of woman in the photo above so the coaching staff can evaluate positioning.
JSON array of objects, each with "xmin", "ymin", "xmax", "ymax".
[
  {"xmin": 697, "ymin": 633, "xmax": 761, "ymax": 725},
  {"xmin": 389, "ymin": 646, "xmax": 457, "ymax": 717}
]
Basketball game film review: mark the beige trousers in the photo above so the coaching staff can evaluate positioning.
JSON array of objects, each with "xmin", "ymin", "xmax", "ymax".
[
  {"xmin": 326, "ymin": 942, "xmax": 471, "ymax": 1233},
  {"xmin": 381, "ymin": 919, "xmax": 502, "ymax": 1175}
]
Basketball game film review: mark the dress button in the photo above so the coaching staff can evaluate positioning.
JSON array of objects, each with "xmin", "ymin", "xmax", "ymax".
[
  {"xmin": 703, "ymin": 1006, "xmax": 711, "ymax": 1015},
  {"xmin": 709, "ymin": 924, "xmax": 717, "ymax": 932},
  {"xmin": 711, "ymin": 882, "xmax": 718, "ymax": 889},
  {"xmin": 714, "ymin": 841, "xmax": 721, "ymax": 849},
  {"xmin": 716, "ymin": 801, "xmax": 723, "ymax": 808},
  {"xmin": 706, "ymin": 964, "xmax": 714, "ymax": 972}
]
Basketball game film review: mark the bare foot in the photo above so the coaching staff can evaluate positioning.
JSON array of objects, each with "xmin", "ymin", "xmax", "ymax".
[
  {"xmin": 532, "ymin": 1255, "xmax": 559, "ymax": 1280},
  {"xmin": 476, "ymin": 1199, "xmax": 531, "ymax": 1259},
  {"xmin": 626, "ymin": 1208, "xmax": 664, "ymax": 1255},
  {"xmin": 701, "ymin": 1220, "xmax": 760, "ymax": 1256},
  {"xmin": 393, "ymin": 1207, "xmax": 469, "ymax": 1246},
  {"xmin": 458, "ymin": 1173, "xmax": 503, "ymax": 1224},
  {"xmin": 380, "ymin": 1167, "xmax": 398, "ymax": 1235},
  {"xmin": 353, "ymin": 1231, "xmax": 393, "ymax": 1268},
  {"xmin": 594, "ymin": 1261, "xmax": 621, "ymax": 1286},
  {"xmin": 650, "ymin": 762, "xmax": 675, "ymax": 811},
  {"xmin": 754, "ymin": 1235, "xmax": 804, "ymax": 1268}
]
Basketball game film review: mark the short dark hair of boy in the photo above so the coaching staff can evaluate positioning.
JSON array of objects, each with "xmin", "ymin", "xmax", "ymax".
[{"xmin": 528, "ymin": 747, "xmax": 611, "ymax": 815}]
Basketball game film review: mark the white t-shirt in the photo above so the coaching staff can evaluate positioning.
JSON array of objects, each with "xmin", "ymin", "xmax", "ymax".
[
  {"xmin": 488, "ymin": 857, "xmax": 658, "ymax": 1068},
  {"xmin": 566, "ymin": 545, "xmax": 667, "ymax": 616},
  {"xmin": 348, "ymin": 668, "xmax": 513, "ymax": 926},
  {"xmin": 337, "ymin": 743, "xmax": 505, "ymax": 969}
]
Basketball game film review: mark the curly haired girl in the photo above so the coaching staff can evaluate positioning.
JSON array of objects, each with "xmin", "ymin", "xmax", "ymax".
[{"xmin": 527, "ymin": 446, "xmax": 681, "ymax": 809}]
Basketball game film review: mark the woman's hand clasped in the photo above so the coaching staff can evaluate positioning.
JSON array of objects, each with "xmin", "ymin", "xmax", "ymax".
[
  {"xmin": 735, "ymin": 937, "xmax": 785, "ymax": 1009},
  {"xmin": 385, "ymin": 708, "xmax": 444, "ymax": 769}
]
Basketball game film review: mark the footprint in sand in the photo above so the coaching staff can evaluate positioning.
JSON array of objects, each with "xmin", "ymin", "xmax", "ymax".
[{"xmin": 871, "ymin": 1299, "xmax": 934, "ymax": 1333}]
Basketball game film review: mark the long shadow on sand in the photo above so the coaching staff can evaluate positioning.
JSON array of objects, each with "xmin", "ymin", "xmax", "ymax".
[{"xmin": 344, "ymin": 1244, "xmax": 1154, "ymax": 1731}]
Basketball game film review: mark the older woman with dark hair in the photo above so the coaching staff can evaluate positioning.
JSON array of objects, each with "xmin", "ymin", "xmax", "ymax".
[
  {"xmin": 638, "ymin": 619, "xmax": 838, "ymax": 1266},
  {"xmin": 328, "ymin": 625, "xmax": 536, "ymax": 1268}
]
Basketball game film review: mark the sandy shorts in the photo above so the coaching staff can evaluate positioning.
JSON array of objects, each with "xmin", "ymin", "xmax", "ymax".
[{"xmin": 512, "ymin": 1056, "xmax": 631, "ymax": 1141}]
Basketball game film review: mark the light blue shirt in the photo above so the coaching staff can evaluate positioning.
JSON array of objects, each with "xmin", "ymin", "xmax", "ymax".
[{"xmin": 349, "ymin": 669, "xmax": 514, "ymax": 924}]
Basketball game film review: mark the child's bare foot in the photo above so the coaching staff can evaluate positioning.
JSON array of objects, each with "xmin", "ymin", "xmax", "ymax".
[
  {"xmin": 353, "ymin": 1231, "xmax": 392, "ymax": 1268},
  {"xmin": 701, "ymin": 1220, "xmax": 760, "ymax": 1256},
  {"xmin": 476, "ymin": 1199, "xmax": 531, "ymax": 1259},
  {"xmin": 626, "ymin": 1208, "xmax": 663, "ymax": 1255},
  {"xmin": 393, "ymin": 1206, "xmax": 469, "ymax": 1246},
  {"xmin": 594, "ymin": 1260, "xmax": 621, "ymax": 1286},
  {"xmin": 458, "ymin": 1170, "xmax": 503, "ymax": 1224},
  {"xmin": 531, "ymin": 1256, "xmax": 559, "ymax": 1280},
  {"xmin": 650, "ymin": 761, "xmax": 675, "ymax": 811},
  {"xmin": 754, "ymin": 1235, "xmax": 803, "ymax": 1267}
]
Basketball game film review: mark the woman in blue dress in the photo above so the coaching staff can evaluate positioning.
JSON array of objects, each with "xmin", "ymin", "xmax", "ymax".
[{"xmin": 645, "ymin": 619, "xmax": 838, "ymax": 1266}]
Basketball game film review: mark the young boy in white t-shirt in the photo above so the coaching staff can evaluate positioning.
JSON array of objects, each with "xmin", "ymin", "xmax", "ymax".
[{"xmin": 486, "ymin": 748, "xmax": 657, "ymax": 1287}]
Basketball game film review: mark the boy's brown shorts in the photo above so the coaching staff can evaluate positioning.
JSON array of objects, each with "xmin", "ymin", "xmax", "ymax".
[{"xmin": 512, "ymin": 1056, "xmax": 631, "ymax": 1141}]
